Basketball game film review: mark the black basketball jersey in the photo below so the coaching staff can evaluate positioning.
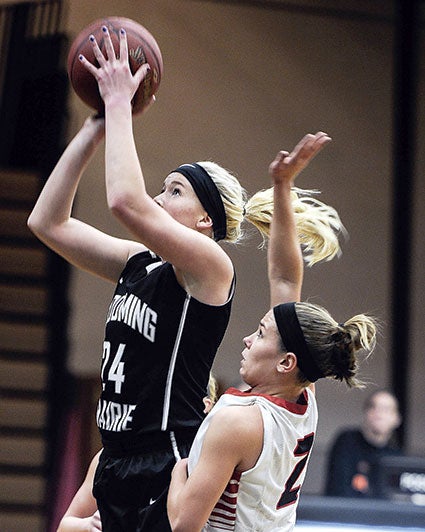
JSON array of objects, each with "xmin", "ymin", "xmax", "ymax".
[{"xmin": 96, "ymin": 251, "xmax": 234, "ymax": 445}]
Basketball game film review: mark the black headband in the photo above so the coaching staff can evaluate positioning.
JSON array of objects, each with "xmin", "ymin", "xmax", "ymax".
[
  {"xmin": 172, "ymin": 163, "xmax": 227, "ymax": 241},
  {"xmin": 273, "ymin": 302, "xmax": 324, "ymax": 383}
]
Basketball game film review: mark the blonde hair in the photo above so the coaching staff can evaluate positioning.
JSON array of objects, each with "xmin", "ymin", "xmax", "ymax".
[
  {"xmin": 207, "ymin": 372, "xmax": 219, "ymax": 405},
  {"xmin": 294, "ymin": 302, "xmax": 377, "ymax": 388},
  {"xmin": 197, "ymin": 161, "xmax": 247, "ymax": 243},
  {"xmin": 197, "ymin": 162, "xmax": 345, "ymax": 266},
  {"xmin": 245, "ymin": 187, "xmax": 345, "ymax": 266}
]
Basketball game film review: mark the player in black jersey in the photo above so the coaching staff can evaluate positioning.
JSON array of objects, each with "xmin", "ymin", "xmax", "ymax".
[
  {"xmin": 29, "ymin": 27, "xmax": 345, "ymax": 532},
  {"xmin": 56, "ymin": 376, "xmax": 219, "ymax": 532}
]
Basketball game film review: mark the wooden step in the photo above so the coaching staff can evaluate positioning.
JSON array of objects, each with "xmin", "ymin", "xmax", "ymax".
[
  {"xmin": 0, "ymin": 397, "xmax": 47, "ymax": 430},
  {"xmin": 0, "ymin": 284, "xmax": 47, "ymax": 317},
  {"xmin": 0, "ymin": 359, "xmax": 47, "ymax": 392},
  {"xmin": 0, "ymin": 169, "xmax": 40, "ymax": 204},
  {"xmin": 0, "ymin": 510, "xmax": 46, "ymax": 532},
  {"xmin": 0, "ymin": 473, "xmax": 45, "ymax": 505},
  {"xmin": 0, "ymin": 435, "xmax": 45, "ymax": 468},
  {"xmin": 0, "ymin": 321, "xmax": 47, "ymax": 353},
  {"xmin": 0, "ymin": 245, "xmax": 47, "ymax": 279},
  {"xmin": 0, "ymin": 208, "xmax": 35, "ymax": 241}
]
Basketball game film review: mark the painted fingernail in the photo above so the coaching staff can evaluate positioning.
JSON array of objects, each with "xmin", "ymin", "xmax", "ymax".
[
  {"xmin": 89, "ymin": 35, "xmax": 95, "ymax": 42},
  {"xmin": 78, "ymin": 54, "xmax": 83, "ymax": 61},
  {"xmin": 102, "ymin": 26, "xmax": 108, "ymax": 33},
  {"xmin": 120, "ymin": 28, "xmax": 125, "ymax": 35}
]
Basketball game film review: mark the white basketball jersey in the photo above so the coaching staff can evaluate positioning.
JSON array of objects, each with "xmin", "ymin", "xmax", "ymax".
[{"xmin": 188, "ymin": 387, "xmax": 318, "ymax": 532}]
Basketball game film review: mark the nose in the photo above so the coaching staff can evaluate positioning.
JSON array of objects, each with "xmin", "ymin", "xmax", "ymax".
[
  {"xmin": 154, "ymin": 193, "xmax": 163, "ymax": 207},
  {"xmin": 243, "ymin": 333, "xmax": 253, "ymax": 348}
]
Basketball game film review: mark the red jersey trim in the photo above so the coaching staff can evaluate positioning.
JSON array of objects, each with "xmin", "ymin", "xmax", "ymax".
[
  {"xmin": 223, "ymin": 387, "xmax": 309, "ymax": 415},
  {"xmin": 208, "ymin": 470, "xmax": 241, "ymax": 530}
]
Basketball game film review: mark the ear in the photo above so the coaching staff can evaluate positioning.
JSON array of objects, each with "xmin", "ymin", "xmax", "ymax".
[
  {"xmin": 203, "ymin": 396, "xmax": 213, "ymax": 414},
  {"xmin": 196, "ymin": 213, "xmax": 213, "ymax": 231},
  {"xmin": 277, "ymin": 352, "xmax": 298, "ymax": 374}
]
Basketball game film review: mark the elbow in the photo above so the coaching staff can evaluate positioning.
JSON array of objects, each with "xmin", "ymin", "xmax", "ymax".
[
  {"xmin": 169, "ymin": 518, "xmax": 189, "ymax": 532},
  {"xmin": 169, "ymin": 514, "xmax": 203, "ymax": 532},
  {"xmin": 107, "ymin": 189, "xmax": 155, "ymax": 228},
  {"xmin": 27, "ymin": 210, "xmax": 51, "ymax": 242},
  {"xmin": 27, "ymin": 214, "xmax": 35, "ymax": 233},
  {"xmin": 167, "ymin": 511, "xmax": 180, "ymax": 531},
  {"xmin": 27, "ymin": 211, "xmax": 42, "ymax": 237},
  {"xmin": 56, "ymin": 519, "xmax": 66, "ymax": 532},
  {"xmin": 27, "ymin": 210, "xmax": 63, "ymax": 246},
  {"xmin": 168, "ymin": 509, "xmax": 189, "ymax": 532},
  {"xmin": 107, "ymin": 190, "xmax": 135, "ymax": 221}
]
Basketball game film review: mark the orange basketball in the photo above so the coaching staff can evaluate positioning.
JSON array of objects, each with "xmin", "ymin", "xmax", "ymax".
[{"xmin": 67, "ymin": 17, "xmax": 163, "ymax": 114}]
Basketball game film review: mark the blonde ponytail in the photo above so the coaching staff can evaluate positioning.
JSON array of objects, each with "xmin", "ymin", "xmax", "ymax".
[
  {"xmin": 244, "ymin": 187, "xmax": 345, "ymax": 266},
  {"xmin": 294, "ymin": 302, "xmax": 378, "ymax": 388}
]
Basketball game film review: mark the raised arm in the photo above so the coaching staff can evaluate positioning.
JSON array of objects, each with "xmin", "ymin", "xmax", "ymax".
[
  {"xmin": 79, "ymin": 27, "xmax": 233, "ymax": 304},
  {"xmin": 268, "ymin": 132, "xmax": 331, "ymax": 307},
  {"xmin": 27, "ymin": 117, "xmax": 144, "ymax": 282}
]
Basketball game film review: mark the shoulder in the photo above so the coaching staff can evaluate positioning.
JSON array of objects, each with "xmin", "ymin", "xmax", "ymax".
[
  {"xmin": 215, "ymin": 401, "xmax": 262, "ymax": 423},
  {"xmin": 127, "ymin": 249, "xmax": 161, "ymax": 264},
  {"xmin": 206, "ymin": 404, "xmax": 264, "ymax": 471},
  {"xmin": 123, "ymin": 250, "xmax": 163, "ymax": 276},
  {"xmin": 206, "ymin": 404, "xmax": 263, "ymax": 447},
  {"xmin": 338, "ymin": 428, "xmax": 358, "ymax": 438}
]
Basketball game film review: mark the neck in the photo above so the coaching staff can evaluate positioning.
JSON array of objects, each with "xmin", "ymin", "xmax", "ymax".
[
  {"xmin": 250, "ymin": 383, "xmax": 305, "ymax": 403},
  {"xmin": 362, "ymin": 427, "xmax": 391, "ymax": 447}
]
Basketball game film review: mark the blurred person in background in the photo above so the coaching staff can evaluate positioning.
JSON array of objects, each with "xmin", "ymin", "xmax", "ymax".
[{"xmin": 325, "ymin": 389, "xmax": 402, "ymax": 498}]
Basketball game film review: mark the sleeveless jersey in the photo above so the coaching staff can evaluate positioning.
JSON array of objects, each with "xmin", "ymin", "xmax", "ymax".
[
  {"xmin": 96, "ymin": 251, "xmax": 234, "ymax": 445},
  {"xmin": 188, "ymin": 387, "xmax": 318, "ymax": 532}
]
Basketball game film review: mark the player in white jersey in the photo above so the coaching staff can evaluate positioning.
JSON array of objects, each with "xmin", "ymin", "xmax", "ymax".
[
  {"xmin": 168, "ymin": 133, "xmax": 378, "ymax": 531},
  {"xmin": 187, "ymin": 387, "xmax": 318, "ymax": 531}
]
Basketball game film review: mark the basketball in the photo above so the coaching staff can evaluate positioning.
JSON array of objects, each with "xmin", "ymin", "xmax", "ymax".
[{"xmin": 67, "ymin": 16, "xmax": 163, "ymax": 114}]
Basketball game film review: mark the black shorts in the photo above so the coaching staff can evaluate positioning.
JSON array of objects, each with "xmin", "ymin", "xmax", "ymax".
[{"xmin": 93, "ymin": 429, "xmax": 196, "ymax": 532}]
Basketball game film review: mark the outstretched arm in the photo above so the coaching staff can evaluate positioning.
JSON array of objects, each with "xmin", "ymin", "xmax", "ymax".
[
  {"xmin": 79, "ymin": 27, "xmax": 233, "ymax": 305},
  {"xmin": 27, "ymin": 117, "xmax": 144, "ymax": 282},
  {"xmin": 268, "ymin": 132, "xmax": 331, "ymax": 307}
]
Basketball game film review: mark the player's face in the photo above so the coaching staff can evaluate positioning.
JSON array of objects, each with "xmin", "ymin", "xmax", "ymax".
[
  {"xmin": 154, "ymin": 173, "xmax": 208, "ymax": 230},
  {"xmin": 240, "ymin": 309, "xmax": 283, "ymax": 386},
  {"xmin": 364, "ymin": 392, "xmax": 401, "ymax": 437}
]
